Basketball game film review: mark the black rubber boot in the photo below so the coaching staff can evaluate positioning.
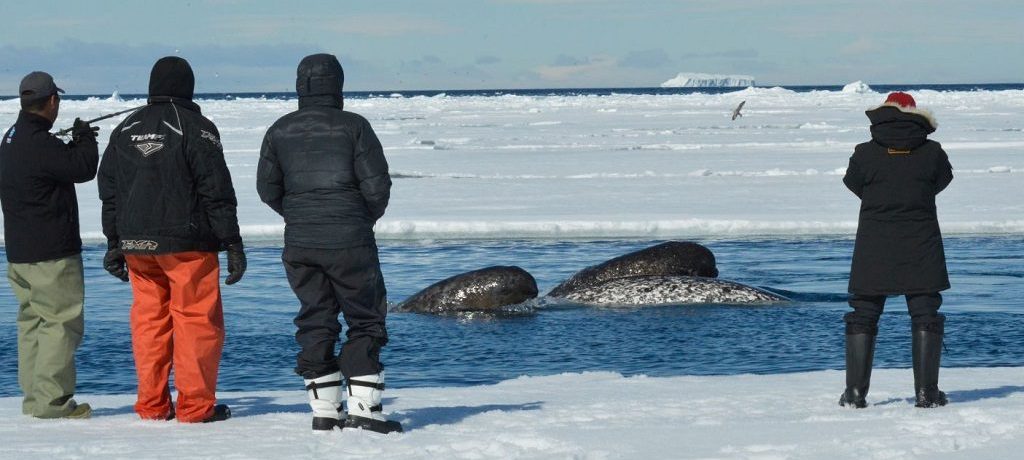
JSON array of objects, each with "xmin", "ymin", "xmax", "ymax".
[
  {"xmin": 202, "ymin": 404, "xmax": 232, "ymax": 423},
  {"xmin": 913, "ymin": 327, "xmax": 948, "ymax": 408},
  {"xmin": 839, "ymin": 333, "xmax": 876, "ymax": 408}
]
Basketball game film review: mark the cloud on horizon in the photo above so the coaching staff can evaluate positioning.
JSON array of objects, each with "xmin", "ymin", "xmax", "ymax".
[
  {"xmin": 534, "ymin": 55, "xmax": 620, "ymax": 82},
  {"xmin": 0, "ymin": 40, "xmax": 324, "ymax": 95},
  {"xmin": 619, "ymin": 49, "xmax": 672, "ymax": 69}
]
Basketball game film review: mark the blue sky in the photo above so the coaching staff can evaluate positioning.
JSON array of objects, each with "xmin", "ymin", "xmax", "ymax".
[{"xmin": 1, "ymin": 0, "xmax": 1021, "ymax": 94}]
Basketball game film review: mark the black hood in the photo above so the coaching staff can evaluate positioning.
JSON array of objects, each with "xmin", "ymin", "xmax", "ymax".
[
  {"xmin": 148, "ymin": 56, "xmax": 195, "ymax": 100},
  {"xmin": 296, "ymin": 54, "xmax": 344, "ymax": 109},
  {"xmin": 296, "ymin": 54, "xmax": 344, "ymax": 96},
  {"xmin": 866, "ymin": 106, "xmax": 935, "ymax": 150}
]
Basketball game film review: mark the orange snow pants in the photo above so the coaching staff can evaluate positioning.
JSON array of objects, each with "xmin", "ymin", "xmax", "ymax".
[{"xmin": 125, "ymin": 251, "xmax": 224, "ymax": 423}]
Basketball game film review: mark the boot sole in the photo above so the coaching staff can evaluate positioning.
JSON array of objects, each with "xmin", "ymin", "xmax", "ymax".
[{"xmin": 344, "ymin": 415, "xmax": 404, "ymax": 434}]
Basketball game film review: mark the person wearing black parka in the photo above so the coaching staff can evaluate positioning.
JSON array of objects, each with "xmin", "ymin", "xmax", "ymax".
[
  {"xmin": 0, "ymin": 71, "xmax": 98, "ymax": 419},
  {"xmin": 98, "ymin": 57, "xmax": 245, "ymax": 424},
  {"xmin": 257, "ymin": 53, "xmax": 400, "ymax": 434},
  {"xmin": 840, "ymin": 92, "xmax": 953, "ymax": 409}
]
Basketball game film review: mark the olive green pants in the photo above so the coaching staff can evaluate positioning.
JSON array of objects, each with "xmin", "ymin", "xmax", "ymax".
[{"xmin": 7, "ymin": 254, "xmax": 85, "ymax": 418}]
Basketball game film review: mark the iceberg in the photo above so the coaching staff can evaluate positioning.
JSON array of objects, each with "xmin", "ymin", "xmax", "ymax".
[
  {"xmin": 660, "ymin": 72, "xmax": 755, "ymax": 88},
  {"xmin": 842, "ymin": 80, "xmax": 873, "ymax": 94}
]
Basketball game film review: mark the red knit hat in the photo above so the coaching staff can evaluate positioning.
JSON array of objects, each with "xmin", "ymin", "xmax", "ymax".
[{"xmin": 884, "ymin": 92, "xmax": 916, "ymax": 108}]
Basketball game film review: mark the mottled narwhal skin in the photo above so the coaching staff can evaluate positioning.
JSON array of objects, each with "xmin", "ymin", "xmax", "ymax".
[
  {"xmin": 547, "ymin": 241, "xmax": 719, "ymax": 298},
  {"xmin": 399, "ymin": 242, "xmax": 786, "ymax": 313},
  {"xmin": 560, "ymin": 275, "xmax": 789, "ymax": 306},
  {"xmin": 397, "ymin": 266, "xmax": 539, "ymax": 314}
]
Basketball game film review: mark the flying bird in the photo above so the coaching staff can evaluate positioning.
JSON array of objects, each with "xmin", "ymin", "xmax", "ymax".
[{"xmin": 731, "ymin": 100, "xmax": 746, "ymax": 120}]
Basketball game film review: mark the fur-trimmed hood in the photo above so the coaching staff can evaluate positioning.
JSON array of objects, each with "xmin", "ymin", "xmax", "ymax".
[
  {"xmin": 865, "ymin": 104, "xmax": 937, "ymax": 150},
  {"xmin": 866, "ymin": 101, "xmax": 938, "ymax": 130}
]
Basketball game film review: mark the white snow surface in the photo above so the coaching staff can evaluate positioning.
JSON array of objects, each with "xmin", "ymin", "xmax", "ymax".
[
  {"xmin": 661, "ymin": 73, "xmax": 756, "ymax": 88},
  {"xmin": 3, "ymin": 368, "xmax": 1024, "ymax": 459},
  {"xmin": 1, "ymin": 87, "xmax": 1023, "ymax": 242}
]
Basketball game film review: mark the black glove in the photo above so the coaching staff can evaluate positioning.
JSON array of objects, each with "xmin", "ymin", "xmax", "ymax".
[
  {"xmin": 103, "ymin": 241, "xmax": 129, "ymax": 282},
  {"xmin": 71, "ymin": 118, "xmax": 99, "ymax": 143},
  {"xmin": 225, "ymin": 241, "xmax": 246, "ymax": 285}
]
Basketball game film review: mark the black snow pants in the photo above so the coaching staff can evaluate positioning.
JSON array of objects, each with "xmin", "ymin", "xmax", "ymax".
[
  {"xmin": 282, "ymin": 244, "xmax": 389, "ymax": 379},
  {"xmin": 844, "ymin": 293, "xmax": 945, "ymax": 335}
]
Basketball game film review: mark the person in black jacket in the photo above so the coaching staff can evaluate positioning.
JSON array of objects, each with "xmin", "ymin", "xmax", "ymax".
[
  {"xmin": 0, "ymin": 71, "xmax": 97, "ymax": 419},
  {"xmin": 97, "ymin": 56, "xmax": 244, "ymax": 423},
  {"xmin": 257, "ymin": 53, "xmax": 399, "ymax": 433},
  {"xmin": 840, "ymin": 92, "xmax": 953, "ymax": 409}
]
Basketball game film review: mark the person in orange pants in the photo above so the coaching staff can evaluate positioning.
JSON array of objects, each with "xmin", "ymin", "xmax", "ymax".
[
  {"xmin": 125, "ymin": 252, "xmax": 225, "ymax": 422},
  {"xmin": 97, "ymin": 56, "xmax": 245, "ymax": 423}
]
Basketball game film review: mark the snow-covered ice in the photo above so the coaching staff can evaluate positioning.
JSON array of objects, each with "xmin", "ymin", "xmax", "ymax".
[
  {"xmin": 2, "ymin": 86, "xmax": 1021, "ymax": 242},
  {"xmin": 2, "ymin": 368, "xmax": 1024, "ymax": 459}
]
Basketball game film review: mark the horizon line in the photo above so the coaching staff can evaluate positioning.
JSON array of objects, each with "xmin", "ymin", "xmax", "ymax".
[{"xmin": 3, "ymin": 82, "xmax": 1024, "ymax": 100}]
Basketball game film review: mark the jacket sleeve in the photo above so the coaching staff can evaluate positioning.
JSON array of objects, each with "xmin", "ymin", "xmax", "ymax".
[
  {"xmin": 39, "ymin": 132, "xmax": 99, "ymax": 184},
  {"xmin": 188, "ymin": 123, "xmax": 242, "ymax": 245},
  {"xmin": 354, "ymin": 119, "xmax": 391, "ymax": 221},
  {"xmin": 97, "ymin": 136, "xmax": 119, "ymax": 242},
  {"xmin": 934, "ymin": 144, "xmax": 953, "ymax": 195},
  {"xmin": 842, "ymin": 153, "xmax": 865, "ymax": 199},
  {"xmin": 256, "ymin": 130, "xmax": 284, "ymax": 216}
]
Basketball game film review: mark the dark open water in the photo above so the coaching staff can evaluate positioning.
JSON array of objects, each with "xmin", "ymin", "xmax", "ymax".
[{"xmin": 1, "ymin": 236, "xmax": 1022, "ymax": 396}]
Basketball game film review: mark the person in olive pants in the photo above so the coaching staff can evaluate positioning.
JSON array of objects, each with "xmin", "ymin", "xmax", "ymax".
[{"xmin": 1, "ymin": 71, "xmax": 98, "ymax": 419}]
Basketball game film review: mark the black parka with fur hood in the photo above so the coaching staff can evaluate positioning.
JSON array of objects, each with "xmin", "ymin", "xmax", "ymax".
[{"xmin": 843, "ymin": 102, "xmax": 953, "ymax": 295}]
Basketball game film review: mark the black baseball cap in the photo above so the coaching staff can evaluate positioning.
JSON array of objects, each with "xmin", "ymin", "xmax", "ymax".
[{"xmin": 19, "ymin": 71, "xmax": 65, "ymax": 101}]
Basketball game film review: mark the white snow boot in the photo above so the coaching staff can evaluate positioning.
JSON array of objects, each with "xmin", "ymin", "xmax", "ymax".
[
  {"xmin": 304, "ymin": 371, "xmax": 344, "ymax": 431},
  {"xmin": 344, "ymin": 373, "xmax": 403, "ymax": 434}
]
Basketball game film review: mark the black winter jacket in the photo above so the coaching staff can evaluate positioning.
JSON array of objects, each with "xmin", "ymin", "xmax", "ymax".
[
  {"xmin": 0, "ymin": 111, "xmax": 98, "ymax": 263},
  {"xmin": 257, "ymin": 55, "xmax": 390, "ymax": 249},
  {"xmin": 98, "ymin": 98, "xmax": 241, "ymax": 254},
  {"xmin": 844, "ymin": 105, "xmax": 953, "ymax": 295}
]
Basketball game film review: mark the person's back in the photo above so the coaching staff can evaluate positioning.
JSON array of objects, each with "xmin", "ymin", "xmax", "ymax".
[
  {"xmin": 851, "ymin": 139, "xmax": 946, "ymax": 220},
  {"xmin": 846, "ymin": 102, "xmax": 951, "ymax": 224},
  {"xmin": 844, "ymin": 95, "xmax": 952, "ymax": 295},
  {"xmin": 1, "ymin": 96, "xmax": 97, "ymax": 265},
  {"xmin": 258, "ymin": 53, "xmax": 399, "ymax": 434},
  {"xmin": 260, "ymin": 101, "xmax": 388, "ymax": 248},
  {"xmin": 101, "ymin": 66, "xmax": 239, "ymax": 254}
]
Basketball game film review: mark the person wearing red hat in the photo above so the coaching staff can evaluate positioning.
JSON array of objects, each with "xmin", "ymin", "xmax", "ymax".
[{"xmin": 840, "ymin": 92, "xmax": 952, "ymax": 409}]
